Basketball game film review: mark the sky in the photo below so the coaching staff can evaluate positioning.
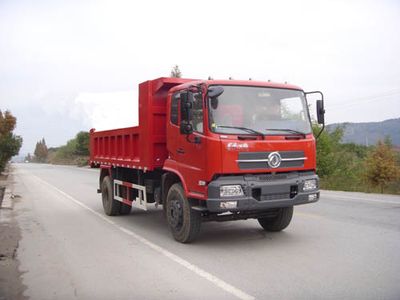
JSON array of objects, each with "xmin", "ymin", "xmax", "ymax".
[{"xmin": 0, "ymin": 0, "xmax": 399, "ymax": 155}]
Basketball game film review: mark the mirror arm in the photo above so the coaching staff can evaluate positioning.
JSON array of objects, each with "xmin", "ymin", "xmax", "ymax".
[{"xmin": 316, "ymin": 123, "xmax": 325, "ymax": 139}]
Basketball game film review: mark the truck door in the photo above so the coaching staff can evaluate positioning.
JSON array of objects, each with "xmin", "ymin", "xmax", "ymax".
[{"xmin": 169, "ymin": 89, "xmax": 207, "ymax": 198}]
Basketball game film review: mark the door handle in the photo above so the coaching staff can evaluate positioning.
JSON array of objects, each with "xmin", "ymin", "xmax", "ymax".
[{"xmin": 176, "ymin": 148, "xmax": 185, "ymax": 154}]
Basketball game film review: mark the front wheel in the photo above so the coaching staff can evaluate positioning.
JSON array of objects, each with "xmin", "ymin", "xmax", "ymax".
[
  {"xmin": 166, "ymin": 183, "xmax": 201, "ymax": 243},
  {"xmin": 257, "ymin": 207, "xmax": 293, "ymax": 232}
]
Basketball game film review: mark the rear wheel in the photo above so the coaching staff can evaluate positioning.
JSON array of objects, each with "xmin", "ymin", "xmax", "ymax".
[
  {"xmin": 257, "ymin": 207, "xmax": 293, "ymax": 232},
  {"xmin": 166, "ymin": 183, "xmax": 201, "ymax": 243},
  {"xmin": 101, "ymin": 176, "xmax": 121, "ymax": 216},
  {"xmin": 119, "ymin": 203, "xmax": 131, "ymax": 215}
]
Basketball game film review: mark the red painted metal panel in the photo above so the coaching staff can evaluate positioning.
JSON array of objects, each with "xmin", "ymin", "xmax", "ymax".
[
  {"xmin": 122, "ymin": 182, "xmax": 132, "ymax": 188},
  {"xmin": 89, "ymin": 77, "xmax": 194, "ymax": 170}
]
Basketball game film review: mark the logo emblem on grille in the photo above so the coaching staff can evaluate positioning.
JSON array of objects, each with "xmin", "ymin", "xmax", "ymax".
[{"xmin": 268, "ymin": 152, "xmax": 281, "ymax": 168}]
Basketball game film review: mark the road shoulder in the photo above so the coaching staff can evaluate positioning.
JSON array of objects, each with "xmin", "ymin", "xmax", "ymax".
[{"xmin": 0, "ymin": 169, "xmax": 27, "ymax": 300}]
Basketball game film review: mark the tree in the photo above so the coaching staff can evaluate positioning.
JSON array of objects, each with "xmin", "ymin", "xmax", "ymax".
[
  {"xmin": 0, "ymin": 110, "xmax": 23, "ymax": 172},
  {"xmin": 24, "ymin": 153, "xmax": 32, "ymax": 162},
  {"xmin": 170, "ymin": 65, "xmax": 182, "ymax": 78},
  {"xmin": 364, "ymin": 140, "xmax": 400, "ymax": 193},
  {"xmin": 34, "ymin": 138, "xmax": 48, "ymax": 162},
  {"xmin": 75, "ymin": 131, "xmax": 90, "ymax": 156},
  {"xmin": 312, "ymin": 124, "xmax": 372, "ymax": 191},
  {"xmin": 313, "ymin": 125, "xmax": 343, "ymax": 177}
]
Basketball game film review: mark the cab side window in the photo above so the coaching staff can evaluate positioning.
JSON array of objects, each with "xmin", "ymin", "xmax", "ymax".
[
  {"xmin": 171, "ymin": 93, "xmax": 179, "ymax": 125},
  {"xmin": 190, "ymin": 92, "xmax": 204, "ymax": 133}
]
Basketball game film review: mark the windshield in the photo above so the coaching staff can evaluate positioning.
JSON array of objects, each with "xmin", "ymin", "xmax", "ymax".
[{"xmin": 208, "ymin": 85, "xmax": 312, "ymax": 135}]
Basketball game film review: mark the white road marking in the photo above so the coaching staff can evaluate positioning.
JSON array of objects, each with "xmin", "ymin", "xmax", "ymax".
[
  {"xmin": 30, "ymin": 175, "xmax": 255, "ymax": 300},
  {"xmin": 322, "ymin": 193, "xmax": 400, "ymax": 205}
]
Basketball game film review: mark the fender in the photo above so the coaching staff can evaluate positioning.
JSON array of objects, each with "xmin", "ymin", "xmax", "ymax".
[
  {"xmin": 162, "ymin": 166, "xmax": 189, "ymax": 195},
  {"xmin": 99, "ymin": 165, "xmax": 112, "ymax": 192},
  {"xmin": 162, "ymin": 166, "xmax": 207, "ymax": 201}
]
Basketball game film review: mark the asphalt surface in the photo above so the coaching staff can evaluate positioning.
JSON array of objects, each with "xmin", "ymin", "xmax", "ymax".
[{"xmin": 8, "ymin": 163, "xmax": 400, "ymax": 300}]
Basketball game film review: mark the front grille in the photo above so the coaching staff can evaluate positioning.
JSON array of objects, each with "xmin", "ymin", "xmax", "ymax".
[{"xmin": 238, "ymin": 151, "xmax": 306, "ymax": 170}]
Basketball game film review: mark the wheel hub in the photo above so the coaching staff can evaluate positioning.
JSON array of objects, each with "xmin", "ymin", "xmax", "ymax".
[{"xmin": 169, "ymin": 199, "xmax": 183, "ymax": 229}]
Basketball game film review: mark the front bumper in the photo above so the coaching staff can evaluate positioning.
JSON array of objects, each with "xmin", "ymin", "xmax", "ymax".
[{"xmin": 207, "ymin": 172, "xmax": 319, "ymax": 213}]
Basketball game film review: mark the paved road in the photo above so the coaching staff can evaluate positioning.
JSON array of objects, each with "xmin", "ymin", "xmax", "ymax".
[{"xmin": 8, "ymin": 163, "xmax": 400, "ymax": 299}]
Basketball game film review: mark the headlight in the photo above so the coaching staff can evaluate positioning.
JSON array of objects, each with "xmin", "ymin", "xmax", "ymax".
[
  {"xmin": 303, "ymin": 179, "xmax": 317, "ymax": 191},
  {"xmin": 220, "ymin": 185, "xmax": 244, "ymax": 197}
]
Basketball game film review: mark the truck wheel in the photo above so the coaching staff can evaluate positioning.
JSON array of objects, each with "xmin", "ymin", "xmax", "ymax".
[
  {"xmin": 257, "ymin": 207, "xmax": 293, "ymax": 232},
  {"xmin": 119, "ymin": 203, "xmax": 131, "ymax": 215},
  {"xmin": 166, "ymin": 183, "xmax": 201, "ymax": 243},
  {"xmin": 101, "ymin": 176, "xmax": 121, "ymax": 216}
]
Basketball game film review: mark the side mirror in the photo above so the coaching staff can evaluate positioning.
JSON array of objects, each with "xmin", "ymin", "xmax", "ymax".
[
  {"xmin": 208, "ymin": 86, "xmax": 224, "ymax": 98},
  {"xmin": 180, "ymin": 121, "xmax": 193, "ymax": 134},
  {"xmin": 305, "ymin": 90, "xmax": 325, "ymax": 139},
  {"xmin": 180, "ymin": 91, "xmax": 192, "ymax": 122},
  {"xmin": 181, "ymin": 91, "xmax": 188, "ymax": 103},
  {"xmin": 316, "ymin": 100, "xmax": 325, "ymax": 125},
  {"xmin": 210, "ymin": 97, "xmax": 219, "ymax": 109},
  {"xmin": 180, "ymin": 90, "xmax": 193, "ymax": 135}
]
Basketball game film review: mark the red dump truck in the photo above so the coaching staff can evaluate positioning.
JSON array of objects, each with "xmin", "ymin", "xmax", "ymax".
[{"xmin": 90, "ymin": 77, "xmax": 325, "ymax": 243}]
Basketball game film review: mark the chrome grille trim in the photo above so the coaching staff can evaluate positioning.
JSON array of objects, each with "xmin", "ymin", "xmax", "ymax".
[
  {"xmin": 236, "ymin": 157, "xmax": 307, "ymax": 163},
  {"xmin": 237, "ymin": 151, "xmax": 306, "ymax": 169}
]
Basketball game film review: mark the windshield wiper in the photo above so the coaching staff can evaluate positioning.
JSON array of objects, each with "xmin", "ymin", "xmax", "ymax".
[
  {"xmin": 217, "ymin": 126, "xmax": 265, "ymax": 139},
  {"xmin": 265, "ymin": 128, "xmax": 306, "ymax": 136}
]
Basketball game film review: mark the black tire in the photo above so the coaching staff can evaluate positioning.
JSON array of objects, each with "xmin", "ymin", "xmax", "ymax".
[
  {"xmin": 101, "ymin": 176, "xmax": 121, "ymax": 216},
  {"xmin": 257, "ymin": 207, "xmax": 293, "ymax": 232},
  {"xmin": 166, "ymin": 183, "xmax": 201, "ymax": 243},
  {"xmin": 119, "ymin": 203, "xmax": 131, "ymax": 215}
]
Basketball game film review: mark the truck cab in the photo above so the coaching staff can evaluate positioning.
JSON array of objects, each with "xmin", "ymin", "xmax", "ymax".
[{"xmin": 164, "ymin": 80, "xmax": 323, "ymax": 213}]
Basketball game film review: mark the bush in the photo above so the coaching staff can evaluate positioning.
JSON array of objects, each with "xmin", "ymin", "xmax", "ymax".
[
  {"xmin": 46, "ymin": 131, "xmax": 90, "ymax": 166},
  {"xmin": 315, "ymin": 125, "xmax": 400, "ymax": 194},
  {"xmin": 0, "ymin": 110, "xmax": 22, "ymax": 173}
]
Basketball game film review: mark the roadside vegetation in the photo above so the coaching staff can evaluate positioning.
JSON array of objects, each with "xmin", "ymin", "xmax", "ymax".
[
  {"xmin": 314, "ymin": 125, "xmax": 400, "ymax": 194},
  {"xmin": 0, "ymin": 110, "xmax": 22, "ymax": 174},
  {"xmin": 27, "ymin": 131, "xmax": 89, "ymax": 167}
]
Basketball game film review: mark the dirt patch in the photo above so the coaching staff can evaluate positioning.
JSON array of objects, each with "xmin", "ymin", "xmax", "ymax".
[{"xmin": 0, "ymin": 170, "xmax": 27, "ymax": 300}]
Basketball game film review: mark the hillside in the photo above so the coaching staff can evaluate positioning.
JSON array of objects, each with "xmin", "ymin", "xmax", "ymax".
[{"xmin": 327, "ymin": 118, "xmax": 400, "ymax": 146}]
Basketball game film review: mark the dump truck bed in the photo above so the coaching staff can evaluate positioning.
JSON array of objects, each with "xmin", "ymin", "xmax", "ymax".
[{"xmin": 89, "ymin": 77, "xmax": 193, "ymax": 171}]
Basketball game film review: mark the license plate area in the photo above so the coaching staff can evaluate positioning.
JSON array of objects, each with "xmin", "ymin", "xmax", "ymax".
[{"xmin": 252, "ymin": 184, "xmax": 298, "ymax": 201}]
